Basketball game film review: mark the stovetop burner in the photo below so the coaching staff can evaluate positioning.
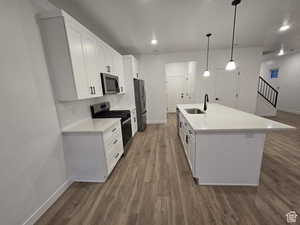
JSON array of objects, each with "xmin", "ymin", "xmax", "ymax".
[{"xmin": 90, "ymin": 102, "xmax": 131, "ymax": 122}]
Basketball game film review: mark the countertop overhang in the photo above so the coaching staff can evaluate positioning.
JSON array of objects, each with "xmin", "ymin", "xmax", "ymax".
[
  {"xmin": 177, "ymin": 103, "xmax": 296, "ymax": 133},
  {"xmin": 62, "ymin": 118, "xmax": 121, "ymax": 134}
]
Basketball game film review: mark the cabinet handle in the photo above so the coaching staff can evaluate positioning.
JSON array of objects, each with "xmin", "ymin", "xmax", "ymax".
[
  {"xmin": 186, "ymin": 135, "xmax": 189, "ymax": 144},
  {"xmin": 113, "ymin": 139, "xmax": 118, "ymax": 144},
  {"xmin": 114, "ymin": 153, "xmax": 120, "ymax": 159},
  {"xmin": 112, "ymin": 128, "xmax": 117, "ymax": 132}
]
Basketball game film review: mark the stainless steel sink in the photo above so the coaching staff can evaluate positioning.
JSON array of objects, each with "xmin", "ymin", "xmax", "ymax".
[{"xmin": 185, "ymin": 108, "xmax": 205, "ymax": 114}]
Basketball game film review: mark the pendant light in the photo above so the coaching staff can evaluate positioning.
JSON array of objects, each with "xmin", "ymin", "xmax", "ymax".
[
  {"xmin": 203, "ymin": 33, "xmax": 212, "ymax": 77},
  {"xmin": 278, "ymin": 44, "xmax": 284, "ymax": 56},
  {"xmin": 226, "ymin": 0, "xmax": 242, "ymax": 71}
]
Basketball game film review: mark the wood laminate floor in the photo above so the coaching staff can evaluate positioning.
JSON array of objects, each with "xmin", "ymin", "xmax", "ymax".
[{"xmin": 35, "ymin": 111, "xmax": 300, "ymax": 225}]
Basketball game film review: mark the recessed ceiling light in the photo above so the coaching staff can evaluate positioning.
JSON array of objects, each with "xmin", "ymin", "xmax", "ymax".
[
  {"xmin": 279, "ymin": 24, "xmax": 290, "ymax": 32},
  {"xmin": 151, "ymin": 39, "xmax": 157, "ymax": 45}
]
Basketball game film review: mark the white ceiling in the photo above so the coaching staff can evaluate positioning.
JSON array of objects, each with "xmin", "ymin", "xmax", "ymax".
[{"xmin": 49, "ymin": 0, "xmax": 300, "ymax": 55}]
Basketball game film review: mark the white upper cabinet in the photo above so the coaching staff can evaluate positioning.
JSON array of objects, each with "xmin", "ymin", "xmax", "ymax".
[
  {"xmin": 64, "ymin": 24, "xmax": 91, "ymax": 99},
  {"xmin": 82, "ymin": 32, "xmax": 104, "ymax": 97},
  {"xmin": 132, "ymin": 56, "xmax": 139, "ymax": 79},
  {"xmin": 114, "ymin": 51, "xmax": 125, "ymax": 94},
  {"xmin": 103, "ymin": 44, "xmax": 115, "ymax": 74},
  {"xmin": 123, "ymin": 55, "xmax": 140, "ymax": 79},
  {"xmin": 39, "ymin": 10, "xmax": 124, "ymax": 101}
]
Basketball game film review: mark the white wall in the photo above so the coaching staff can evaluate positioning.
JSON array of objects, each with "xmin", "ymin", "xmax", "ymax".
[
  {"xmin": 256, "ymin": 94, "xmax": 277, "ymax": 117},
  {"xmin": 260, "ymin": 53, "xmax": 300, "ymax": 114},
  {"xmin": 0, "ymin": 1, "xmax": 68, "ymax": 224},
  {"xmin": 138, "ymin": 55, "xmax": 168, "ymax": 123},
  {"xmin": 165, "ymin": 62, "xmax": 189, "ymax": 77},
  {"xmin": 137, "ymin": 47, "xmax": 262, "ymax": 124},
  {"xmin": 55, "ymin": 94, "xmax": 126, "ymax": 128}
]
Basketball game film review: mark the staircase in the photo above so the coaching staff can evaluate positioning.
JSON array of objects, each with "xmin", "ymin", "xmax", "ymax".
[{"xmin": 256, "ymin": 76, "xmax": 278, "ymax": 117}]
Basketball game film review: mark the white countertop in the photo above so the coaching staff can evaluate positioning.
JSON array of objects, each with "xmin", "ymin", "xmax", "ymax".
[
  {"xmin": 62, "ymin": 118, "xmax": 121, "ymax": 134},
  {"xmin": 177, "ymin": 103, "xmax": 295, "ymax": 132}
]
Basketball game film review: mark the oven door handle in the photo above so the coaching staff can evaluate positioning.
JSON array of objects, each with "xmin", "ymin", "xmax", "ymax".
[{"xmin": 122, "ymin": 118, "xmax": 131, "ymax": 124}]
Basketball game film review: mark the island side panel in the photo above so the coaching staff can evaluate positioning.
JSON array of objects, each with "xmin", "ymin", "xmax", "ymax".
[
  {"xmin": 63, "ymin": 133, "xmax": 108, "ymax": 182},
  {"xmin": 195, "ymin": 132, "xmax": 266, "ymax": 186}
]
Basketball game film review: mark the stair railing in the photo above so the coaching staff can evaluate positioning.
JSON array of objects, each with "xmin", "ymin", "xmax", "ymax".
[{"xmin": 257, "ymin": 76, "xmax": 278, "ymax": 108}]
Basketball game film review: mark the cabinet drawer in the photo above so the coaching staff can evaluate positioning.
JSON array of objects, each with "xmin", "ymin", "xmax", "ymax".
[
  {"xmin": 104, "ymin": 133, "xmax": 122, "ymax": 153},
  {"xmin": 106, "ymin": 138, "xmax": 123, "ymax": 173},
  {"xmin": 103, "ymin": 122, "xmax": 121, "ymax": 142}
]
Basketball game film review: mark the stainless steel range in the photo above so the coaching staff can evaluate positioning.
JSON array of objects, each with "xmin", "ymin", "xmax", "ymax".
[{"xmin": 90, "ymin": 102, "xmax": 132, "ymax": 152}]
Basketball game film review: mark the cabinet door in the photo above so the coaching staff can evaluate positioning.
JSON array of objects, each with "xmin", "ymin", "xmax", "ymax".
[
  {"xmin": 95, "ymin": 39, "xmax": 106, "ymax": 74},
  {"xmin": 189, "ymin": 133, "xmax": 196, "ymax": 175},
  {"xmin": 65, "ymin": 25, "xmax": 90, "ymax": 99},
  {"xmin": 82, "ymin": 34, "xmax": 104, "ymax": 97},
  {"xmin": 114, "ymin": 52, "xmax": 125, "ymax": 93},
  {"xmin": 103, "ymin": 45, "xmax": 114, "ymax": 74},
  {"xmin": 131, "ymin": 109, "xmax": 138, "ymax": 135},
  {"xmin": 82, "ymin": 34, "xmax": 99, "ymax": 97},
  {"xmin": 133, "ymin": 56, "xmax": 139, "ymax": 78},
  {"xmin": 179, "ymin": 114, "xmax": 185, "ymax": 143},
  {"xmin": 187, "ymin": 129, "xmax": 196, "ymax": 175}
]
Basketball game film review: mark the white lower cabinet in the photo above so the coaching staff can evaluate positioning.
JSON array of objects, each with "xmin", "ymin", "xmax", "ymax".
[
  {"xmin": 63, "ymin": 121, "xmax": 124, "ymax": 182},
  {"xmin": 131, "ymin": 108, "xmax": 138, "ymax": 135},
  {"xmin": 178, "ymin": 112, "xmax": 196, "ymax": 175}
]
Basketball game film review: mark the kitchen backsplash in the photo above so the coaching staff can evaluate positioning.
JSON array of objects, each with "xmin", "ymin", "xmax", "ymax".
[{"xmin": 55, "ymin": 95, "xmax": 124, "ymax": 128}]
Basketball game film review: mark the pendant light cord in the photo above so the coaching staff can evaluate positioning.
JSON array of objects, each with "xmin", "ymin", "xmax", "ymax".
[
  {"xmin": 206, "ymin": 36, "xmax": 210, "ymax": 70},
  {"xmin": 230, "ymin": 4, "xmax": 238, "ymax": 61}
]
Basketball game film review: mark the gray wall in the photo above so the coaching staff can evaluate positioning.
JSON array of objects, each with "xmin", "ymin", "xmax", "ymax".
[{"xmin": 0, "ymin": 0, "xmax": 68, "ymax": 224}]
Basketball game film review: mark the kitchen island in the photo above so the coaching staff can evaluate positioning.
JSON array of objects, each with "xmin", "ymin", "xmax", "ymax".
[{"xmin": 176, "ymin": 103, "xmax": 295, "ymax": 186}]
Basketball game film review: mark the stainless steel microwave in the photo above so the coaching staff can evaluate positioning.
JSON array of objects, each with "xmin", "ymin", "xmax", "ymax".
[{"xmin": 101, "ymin": 73, "xmax": 120, "ymax": 95}]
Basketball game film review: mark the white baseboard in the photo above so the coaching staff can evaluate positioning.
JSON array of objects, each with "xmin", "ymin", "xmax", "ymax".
[
  {"xmin": 72, "ymin": 178, "xmax": 104, "ymax": 183},
  {"xmin": 22, "ymin": 178, "xmax": 73, "ymax": 225},
  {"xmin": 147, "ymin": 120, "xmax": 166, "ymax": 124},
  {"xmin": 198, "ymin": 182, "xmax": 259, "ymax": 186},
  {"xmin": 278, "ymin": 108, "xmax": 300, "ymax": 115},
  {"xmin": 256, "ymin": 113, "xmax": 277, "ymax": 117}
]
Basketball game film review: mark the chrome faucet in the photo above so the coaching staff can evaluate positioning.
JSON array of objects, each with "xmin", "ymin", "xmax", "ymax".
[{"xmin": 204, "ymin": 94, "xmax": 209, "ymax": 111}]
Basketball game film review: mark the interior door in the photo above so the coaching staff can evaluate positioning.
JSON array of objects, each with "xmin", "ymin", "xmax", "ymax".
[
  {"xmin": 167, "ymin": 76, "xmax": 188, "ymax": 113},
  {"xmin": 214, "ymin": 70, "xmax": 239, "ymax": 109}
]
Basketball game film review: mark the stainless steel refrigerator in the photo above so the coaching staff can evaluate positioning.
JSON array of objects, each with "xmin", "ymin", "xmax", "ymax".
[{"xmin": 134, "ymin": 79, "xmax": 147, "ymax": 131}]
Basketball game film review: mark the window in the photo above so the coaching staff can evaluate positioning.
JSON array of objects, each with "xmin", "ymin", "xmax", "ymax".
[{"xmin": 270, "ymin": 69, "xmax": 279, "ymax": 79}]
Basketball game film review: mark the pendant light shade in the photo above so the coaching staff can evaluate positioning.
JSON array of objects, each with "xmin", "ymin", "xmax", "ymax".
[
  {"xmin": 203, "ymin": 33, "xmax": 212, "ymax": 77},
  {"xmin": 203, "ymin": 70, "xmax": 210, "ymax": 77},
  {"xmin": 226, "ymin": 60, "xmax": 236, "ymax": 71},
  {"xmin": 226, "ymin": 0, "xmax": 241, "ymax": 71},
  {"xmin": 278, "ymin": 45, "xmax": 284, "ymax": 56}
]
